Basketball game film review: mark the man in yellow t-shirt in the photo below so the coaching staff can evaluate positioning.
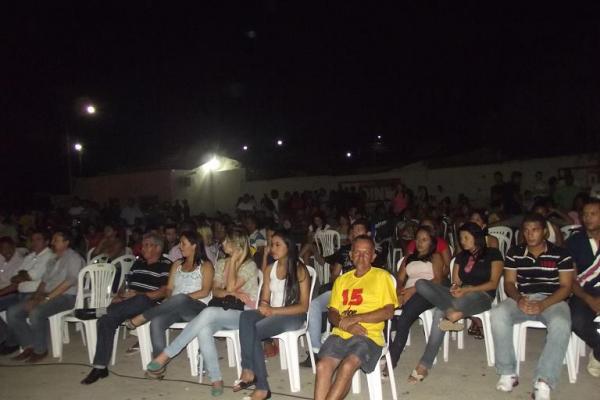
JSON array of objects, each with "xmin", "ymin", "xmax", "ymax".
[{"xmin": 314, "ymin": 235, "xmax": 398, "ymax": 400}]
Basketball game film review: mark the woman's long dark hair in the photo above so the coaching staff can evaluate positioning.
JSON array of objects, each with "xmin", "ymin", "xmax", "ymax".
[
  {"xmin": 407, "ymin": 225, "xmax": 438, "ymax": 263},
  {"xmin": 458, "ymin": 222, "xmax": 487, "ymax": 261},
  {"xmin": 180, "ymin": 230, "xmax": 208, "ymax": 266},
  {"xmin": 272, "ymin": 230, "xmax": 303, "ymax": 306}
]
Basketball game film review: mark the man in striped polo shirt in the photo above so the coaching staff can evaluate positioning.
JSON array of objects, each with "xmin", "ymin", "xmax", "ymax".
[
  {"xmin": 491, "ymin": 213, "xmax": 573, "ymax": 400},
  {"xmin": 567, "ymin": 197, "xmax": 600, "ymax": 377},
  {"xmin": 81, "ymin": 232, "xmax": 171, "ymax": 385}
]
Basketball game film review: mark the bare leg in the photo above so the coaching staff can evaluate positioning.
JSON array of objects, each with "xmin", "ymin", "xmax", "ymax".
[
  {"xmin": 315, "ymin": 356, "xmax": 341, "ymax": 400},
  {"xmin": 326, "ymin": 355, "xmax": 362, "ymax": 400},
  {"xmin": 445, "ymin": 309, "xmax": 464, "ymax": 322}
]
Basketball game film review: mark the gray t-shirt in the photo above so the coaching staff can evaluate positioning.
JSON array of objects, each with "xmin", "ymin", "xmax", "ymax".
[{"xmin": 42, "ymin": 248, "xmax": 84, "ymax": 295}]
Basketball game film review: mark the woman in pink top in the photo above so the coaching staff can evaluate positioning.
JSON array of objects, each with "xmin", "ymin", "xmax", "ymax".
[
  {"xmin": 386, "ymin": 226, "xmax": 444, "ymax": 375},
  {"xmin": 406, "ymin": 218, "xmax": 451, "ymax": 277}
]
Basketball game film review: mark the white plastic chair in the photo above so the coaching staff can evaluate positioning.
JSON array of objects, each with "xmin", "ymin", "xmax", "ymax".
[
  {"xmin": 49, "ymin": 263, "xmax": 116, "ymax": 363},
  {"xmin": 490, "ymin": 234, "xmax": 511, "ymax": 259},
  {"xmin": 488, "ymin": 226, "xmax": 513, "ymax": 246},
  {"xmin": 560, "ymin": 224, "xmax": 581, "ymax": 240},
  {"xmin": 86, "ymin": 247, "xmax": 95, "ymax": 263},
  {"xmin": 514, "ymin": 320, "xmax": 579, "ymax": 383},
  {"xmin": 272, "ymin": 266, "xmax": 318, "ymax": 392},
  {"xmin": 351, "ymin": 274, "xmax": 398, "ymax": 400},
  {"xmin": 110, "ymin": 254, "xmax": 136, "ymax": 293},
  {"xmin": 314, "ymin": 230, "xmax": 341, "ymax": 284}
]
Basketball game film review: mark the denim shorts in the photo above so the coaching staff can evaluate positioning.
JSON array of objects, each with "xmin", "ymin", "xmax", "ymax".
[{"xmin": 318, "ymin": 334, "xmax": 383, "ymax": 373}]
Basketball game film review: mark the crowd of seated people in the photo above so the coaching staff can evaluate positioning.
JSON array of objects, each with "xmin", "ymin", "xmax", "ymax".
[{"xmin": 0, "ymin": 168, "xmax": 599, "ymax": 400}]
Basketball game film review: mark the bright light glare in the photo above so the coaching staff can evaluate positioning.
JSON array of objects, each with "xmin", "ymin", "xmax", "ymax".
[
  {"xmin": 243, "ymin": 145, "xmax": 248, "ymax": 151},
  {"xmin": 74, "ymin": 143, "xmax": 83, "ymax": 152},
  {"xmin": 85, "ymin": 105, "xmax": 96, "ymax": 114},
  {"xmin": 346, "ymin": 152, "xmax": 352, "ymax": 158},
  {"xmin": 377, "ymin": 135, "xmax": 382, "ymax": 140},
  {"xmin": 207, "ymin": 157, "xmax": 221, "ymax": 171},
  {"xmin": 276, "ymin": 139, "xmax": 283, "ymax": 146}
]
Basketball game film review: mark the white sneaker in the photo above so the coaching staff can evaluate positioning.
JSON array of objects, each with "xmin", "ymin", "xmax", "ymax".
[
  {"xmin": 496, "ymin": 375, "xmax": 519, "ymax": 392},
  {"xmin": 588, "ymin": 352, "xmax": 600, "ymax": 378},
  {"xmin": 533, "ymin": 380, "xmax": 551, "ymax": 400}
]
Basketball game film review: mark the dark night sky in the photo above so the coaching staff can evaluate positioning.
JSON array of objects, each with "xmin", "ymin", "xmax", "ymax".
[{"xmin": 2, "ymin": 2, "xmax": 600, "ymax": 206}]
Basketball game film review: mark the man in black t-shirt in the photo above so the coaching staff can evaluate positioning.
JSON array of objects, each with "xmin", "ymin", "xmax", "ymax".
[
  {"xmin": 567, "ymin": 198, "xmax": 600, "ymax": 378},
  {"xmin": 81, "ymin": 232, "xmax": 171, "ymax": 385},
  {"xmin": 491, "ymin": 213, "xmax": 573, "ymax": 400}
]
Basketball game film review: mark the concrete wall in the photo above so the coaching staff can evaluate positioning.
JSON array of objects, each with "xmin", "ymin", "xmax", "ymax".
[
  {"xmin": 242, "ymin": 153, "xmax": 599, "ymax": 207},
  {"xmin": 74, "ymin": 170, "xmax": 173, "ymax": 205},
  {"xmin": 74, "ymin": 153, "xmax": 599, "ymax": 215}
]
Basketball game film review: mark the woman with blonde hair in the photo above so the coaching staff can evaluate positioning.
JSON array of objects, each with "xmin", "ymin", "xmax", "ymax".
[{"xmin": 145, "ymin": 227, "xmax": 259, "ymax": 397}]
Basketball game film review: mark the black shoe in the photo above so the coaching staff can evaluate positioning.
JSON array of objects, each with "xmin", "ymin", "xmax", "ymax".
[
  {"xmin": 81, "ymin": 368, "xmax": 109, "ymax": 385},
  {"xmin": 0, "ymin": 344, "xmax": 19, "ymax": 355},
  {"xmin": 299, "ymin": 352, "xmax": 318, "ymax": 368}
]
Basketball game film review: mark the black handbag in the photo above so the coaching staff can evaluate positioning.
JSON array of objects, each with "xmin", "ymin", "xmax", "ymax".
[{"xmin": 208, "ymin": 295, "xmax": 245, "ymax": 311}]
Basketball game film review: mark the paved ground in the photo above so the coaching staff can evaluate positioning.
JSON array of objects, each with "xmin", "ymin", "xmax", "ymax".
[{"xmin": 0, "ymin": 325, "xmax": 597, "ymax": 399}]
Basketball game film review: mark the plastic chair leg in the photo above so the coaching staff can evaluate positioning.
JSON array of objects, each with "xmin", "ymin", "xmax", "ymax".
[{"xmin": 136, "ymin": 324, "xmax": 153, "ymax": 371}]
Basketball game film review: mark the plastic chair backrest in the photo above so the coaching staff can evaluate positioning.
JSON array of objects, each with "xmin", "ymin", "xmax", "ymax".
[
  {"xmin": 304, "ymin": 266, "xmax": 318, "ymax": 325},
  {"xmin": 314, "ymin": 230, "xmax": 341, "ymax": 257},
  {"xmin": 396, "ymin": 256, "xmax": 406, "ymax": 274},
  {"xmin": 255, "ymin": 269, "xmax": 264, "ymax": 308},
  {"xmin": 77, "ymin": 263, "xmax": 116, "ymax": 309},
  {"xmin": 449, "ymin": 257, "xmax": 457, "ymax": 284},
  {"xmin": 90, "ymin": 254, "xmax": 109, "ymax": 264},
  {"xmin": 86, "ymin": 247, "xmax": 95, "ymax": 263},
  {"xmin": 111, "ymin": 254, "xmax": 137, "ymax": 291},
  {"xmin": 490, "ymin": 234, "xmax": 511, "ymax": 258},
  {"xmin": 488, "ymin": 226, "xmax": 513, "ymax": 246},
  {"xmin": 560, "ymin": 224, "xmax": 582, "ymax": 240}
]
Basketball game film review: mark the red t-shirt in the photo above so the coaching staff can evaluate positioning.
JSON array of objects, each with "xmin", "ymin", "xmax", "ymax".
[{"xmin": 406, "ymin": 237, "xmax": 449, "ymax": 255}]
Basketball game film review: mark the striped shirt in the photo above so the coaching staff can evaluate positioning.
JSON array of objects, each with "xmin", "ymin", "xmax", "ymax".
[
  {"xmin": 566, "ymin": 230, "xmax": 600, "ymax": 293},
  {"xmin": 505, "ymin": 241, "xmax": 573, "ymax": 296},
  {"xmin": 127, "ymin": 256, "xmax": 171, "ymax": 292}
]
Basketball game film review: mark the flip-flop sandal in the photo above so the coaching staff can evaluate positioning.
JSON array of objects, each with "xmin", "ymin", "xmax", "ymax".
[
  {"xmin": 145, "ymin": 361, "xmax": 166, "ymax": 379},
  {"xmin": 407, "ymin": 369, "xmax": 427, "ymax": 384},
  {"xmin": 233, "ymin": 377, "xmax": 257, "ymax": 392},
  {"xmin": 468, "ymin": 325, "xmax": 484, "ymax": 339},
  {"xmin": 439, "ymin": 319, "xmax": 465, "ymax": 332}
]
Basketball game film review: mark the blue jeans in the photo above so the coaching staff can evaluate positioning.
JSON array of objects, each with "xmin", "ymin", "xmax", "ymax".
[
  {"xmin": 7, "ymin": 294, "xmax": 76, "ymax": 354},
  {"xmin": 415, "ymin": 279, "xmax": 492, "ymax": 369},
  {"xmin": 93, "ymin": 294, "xmax": 156, "ymax": 367},
  {"xmin": 308, "ymin": 290, "xmax": 331, "ymax": 351},
  {"xmin": 490, "ymin": 295, "xmax": 571, "ymax": 389},
  {"xmin": 239, "ymin": 310, "xmax": 305, "ymax": 391},
  {"xmin": 164, "ymin": 306, "xmax": 243, "ymax": 383},
  {"xmin": 389, "ymin": 292, "xmax": 433, "ymax": 368},
  {"xmin": 0, "ymin": 292, "xmax": 27, "ymax": 345},
  {"xmin": 142, "ymin": 294, "xmax": 207, "ymax": 357}
]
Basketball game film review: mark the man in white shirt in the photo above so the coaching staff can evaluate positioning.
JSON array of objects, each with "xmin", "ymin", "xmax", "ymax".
[
  {"xmin": 0, "ymin": 230, "xmax": 53, "ymax": 355},
  {"xmin": 120, "ymin": 198, "xmax": 144, "ymax": 227},
  {"xmin": 0, "ymin": 237, "xmax": 24, "ymax": 291},
  {"xmin": 7, "ymin": 230, "xmax": 84, "ymax": 362}
]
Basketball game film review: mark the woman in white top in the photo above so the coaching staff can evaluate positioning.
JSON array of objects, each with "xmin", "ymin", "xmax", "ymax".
[
  {"xmin": 387, "ymin": 226, "xmax": 444, "ymax": 372},
  {"xmin": 125, "ymin": 230, "xmax": 213, "ymax": 356},
  {"xmin": 234, "ymin": 230, "xmax": 311, "ymax": 400},
  {"xmin": 145, "ymin": 228, "xmax": 259, "ymax": 396}
]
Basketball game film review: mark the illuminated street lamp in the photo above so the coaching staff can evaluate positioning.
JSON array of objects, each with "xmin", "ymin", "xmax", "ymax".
[
  {"xmin": 276, "ymin": 139, "xmax": 283, "ymax": 146},
  {"xmin": 242, "ymin": 145, "xmax": 249, "ymax": 151},
  {"xmin": 85, "ymin": 104, "xmax": 96, "ymax": 115},
  {"xmin": 207, "ymin": 156, "xmax": 221, "ymax": 171},
  {"xmin": 74, "ymin": 143, "xmax": 83, "ymax": 152}
]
